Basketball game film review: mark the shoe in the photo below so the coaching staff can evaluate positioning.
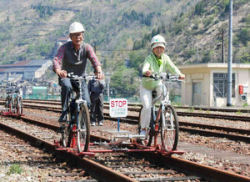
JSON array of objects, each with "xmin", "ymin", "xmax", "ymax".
[
  {"xmin": 99, "ymin": 120, "xmax": 103, "ymax": 126},
  {"xmin": 139, "ymin": 129, "xmax": 146, "ymax": 137},
  {"xmin": 58, "ymin": 113, "xmax": 67, "ymax": 122},
  {"xmin": 91, "ymin": 122, "xmax": 96, "ymax": 126},
  {"xmin": 58, "ymin": 122, "xmax": 66, "ymax": 133}
]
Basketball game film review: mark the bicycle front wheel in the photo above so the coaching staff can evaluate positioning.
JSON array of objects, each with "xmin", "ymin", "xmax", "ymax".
[
  {"xmin": 61, "ymin": 124, "xmax": 71, "ymax": 148},
  {"xmin": 77, "ymin": 103, "xmax": 90, "ymax": 152},
  {"xmin": 160, "ymin": 105, "xmax": 179, "ymax": 152}
]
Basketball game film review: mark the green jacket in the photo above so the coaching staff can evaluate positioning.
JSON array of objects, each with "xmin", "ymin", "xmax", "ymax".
[{"xmin": 142, "ymin": 53, "xmax": 182, "ymax": 90}]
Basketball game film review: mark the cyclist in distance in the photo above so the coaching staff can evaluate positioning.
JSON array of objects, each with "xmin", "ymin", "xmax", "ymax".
[
  {"xmin": 140, "ymin": 34, "xmax": 185, "ymax": 136},
  {"xmin": 53, "ymin": 21, "xmax": 103, "ymax": 128}
]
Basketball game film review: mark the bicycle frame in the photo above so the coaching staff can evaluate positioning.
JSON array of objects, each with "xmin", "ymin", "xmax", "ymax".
[
  {"xmin": 141, "ymin": 74, "xmax": 180, "ymax": 151},
  {"xmin": 151, "ymin": 84, "xmax": 170, "ymax": 147},
  {"xmin": 60, "ymin": 74, "xmax": 93, "ymax": 152}
]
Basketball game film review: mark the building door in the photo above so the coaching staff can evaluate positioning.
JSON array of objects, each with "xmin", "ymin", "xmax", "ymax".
[{"xmin": 192, "ymin": 82, "xmax": 201, "ymax": 106}]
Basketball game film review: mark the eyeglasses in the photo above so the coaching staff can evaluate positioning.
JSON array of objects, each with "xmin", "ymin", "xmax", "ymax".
[{"xmin": 71, "ymin": 33, "xmax": 83, "ymax": 38}]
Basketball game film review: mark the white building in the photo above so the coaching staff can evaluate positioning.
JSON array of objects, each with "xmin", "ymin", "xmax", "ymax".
[
  {"xmin": 0, "ymin": 59, "xmax": 52, "ymax": 81},
  {"xmin": 179, "ymin": 63, "xmax": 250, "ymax": 107}
]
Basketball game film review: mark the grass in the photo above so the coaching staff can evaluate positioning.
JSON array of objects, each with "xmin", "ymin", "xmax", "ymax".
[
  {"xmin": 189, "ymin": 107, "xmax": 194, "ymax": 112},
  {"xmin": 7, "ymin": 164, "xmax": 23, "ymax": 175},
  {"xmin": 242, "ymin": 103, "xmax": 248, "ymax": 108}
]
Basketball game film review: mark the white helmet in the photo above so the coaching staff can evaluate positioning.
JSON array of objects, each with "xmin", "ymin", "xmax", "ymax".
[
  {"xmin": 151, "ymin": 34, "xmax": 166, "ymax": 50},
  {"xmin": 69, "ymin": 22, "xmax": 85, "ymax": 34}
]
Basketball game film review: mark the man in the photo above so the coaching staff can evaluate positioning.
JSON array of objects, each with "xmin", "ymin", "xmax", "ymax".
[
  {"xmin": 88, "ymin": 70, "xmax": 105, "ymax": 126},
  {"xmin": 53, "ymin": 22, "xmax": 102, "ymax": 127}
]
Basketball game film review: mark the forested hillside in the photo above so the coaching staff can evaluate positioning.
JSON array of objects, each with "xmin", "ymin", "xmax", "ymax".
[
  {"xmin": 0, "ymin": 0, "xmax": 198, "ymax": 64},
  {"xmin": 0, "ymin": 0, "xmax": 249, "ymax": 99}
]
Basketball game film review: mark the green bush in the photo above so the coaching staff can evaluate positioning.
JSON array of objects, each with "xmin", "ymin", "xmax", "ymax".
[
  {"xmin": 201, "ymin": 50, "xmax": 213, "ymax": 63},
  {"xmin": 237, "ymin": 28, "xmax": 250, "ymax": 46},
  {"xmin": 194, "ymin": 1, "xmax": 206, "ymax": 15}
]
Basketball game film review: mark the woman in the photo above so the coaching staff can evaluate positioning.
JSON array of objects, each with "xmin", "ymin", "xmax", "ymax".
[{"xmin": 140, "ymin": 34, "xmax": 185, "ymax": 136}]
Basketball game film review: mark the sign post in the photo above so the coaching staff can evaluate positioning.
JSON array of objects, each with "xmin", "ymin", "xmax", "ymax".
[{"xmin": 109, "ymin": 98, "xmax": 128, "ymax": 132}]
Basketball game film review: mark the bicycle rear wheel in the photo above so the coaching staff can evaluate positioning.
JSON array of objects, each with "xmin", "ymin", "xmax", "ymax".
[
  {"xmin": 9, "ymin": 99, "xmax": 14, "ymax": 113},
  {"xmin": 160, "ymin": 105, "xmax": 179, "ymax": 152},
  {"xmin": 138, "ymin": 107, "xmax": 154, "ymax": 147},
  {"xmin": 77, "ymin": 103, "xmax": 90, "ymax": 152},
  {"xmin": 16, "ymin": 97, "xmax": 23, "ymax": 116}
]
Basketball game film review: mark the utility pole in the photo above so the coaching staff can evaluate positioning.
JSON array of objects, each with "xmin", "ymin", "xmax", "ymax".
[
  {"xmin": 220, "ymin": 29, "xmax": 225, "ymax": 63},
  {"xmin": 227, "ymin": 0, "xmax": 233, "ymax": 106}
]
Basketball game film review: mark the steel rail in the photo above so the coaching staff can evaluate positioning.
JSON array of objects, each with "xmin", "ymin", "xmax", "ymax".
[
  {"xmin": 0, "ymin": 114, "xmax": 250, "ymax": 182},
  {"xmin": 2, "ymin": 99, "xmax": 250, "ymax": 113},
  {"xmin": 1, "ymin": 116, "xmax": 249, "ymax": 182},
  {"xmin": 0, "ymin": 120, "xmax": 136, "ymax": 182},
  {"xmin": 2, "ymin": 100, "xmax": 250, "ymax": 121},
  {"xmin": 1, "ymin": 101, "xmax": 249, "ymax": 142},
  {"xmin": 153, "ymin": 154, "xmax": 250, "ymax": 182}
]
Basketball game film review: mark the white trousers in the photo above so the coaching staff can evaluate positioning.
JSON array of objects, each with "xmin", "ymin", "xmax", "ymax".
[{"xmin": 140, "ymin": 84, "xmax": 162, "ymax": 129}]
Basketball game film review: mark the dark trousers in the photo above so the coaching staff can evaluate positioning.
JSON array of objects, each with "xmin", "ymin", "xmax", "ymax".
[
  {"xmin": 59, "ymin": 78, "xmax": 90, "ymax": 120},
  {"xmin": 90, "ymin": 94, "xmax": 104, "ymax": 123}
]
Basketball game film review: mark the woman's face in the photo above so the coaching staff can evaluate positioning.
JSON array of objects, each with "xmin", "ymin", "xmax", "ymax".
[
  {"xmin": 70, "ymin": 32, "xmax": 84, "ymax": 48},
  {"xmin": 152, "ymin": 46, "xmax": 165, "ymax": 58}
]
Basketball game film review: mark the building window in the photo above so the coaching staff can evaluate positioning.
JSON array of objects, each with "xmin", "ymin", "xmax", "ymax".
[{"xmin": 213, "ymin": 73, "xmax": 235, "ymax": 98}]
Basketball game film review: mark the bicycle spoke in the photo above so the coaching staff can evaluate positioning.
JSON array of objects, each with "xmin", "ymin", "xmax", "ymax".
[
  {"xmin": 161, "ymin": 105, "xmax": 179, "ymax": 152},
  {"xmin": 77, "ymin": 104, "xmax": 90, "ymax": 152}
]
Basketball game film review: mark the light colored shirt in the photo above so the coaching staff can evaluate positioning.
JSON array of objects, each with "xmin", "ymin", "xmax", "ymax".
[{"xmin": 142, "ymin": 52, "xmax": 182, "ymax": 90}]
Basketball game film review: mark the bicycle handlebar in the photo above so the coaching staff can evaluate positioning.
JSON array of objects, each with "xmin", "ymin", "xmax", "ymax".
[
  {"xmin": 143, "ymin": 73, "xmax": 181, "ymax": 81},
  {"xmin": 67, "ymin": 73, "xmax": 97, "ymax": 81}
]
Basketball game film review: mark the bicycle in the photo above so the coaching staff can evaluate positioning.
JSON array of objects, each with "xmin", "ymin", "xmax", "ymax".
[
  {"xmin": 60, "ymin": 73, "xmax": 94, "ymax": 152},
  {"xmin": 5, "ymin": 85, "xmax": 23, "ymax": 115},
  {"xmin": 5, "ymin": 88, "xmax": 15, "ymax": 113},
  {"xmin": 139, "ymin": 73, "xmax": 181, "ymax": 152},
  {"xmin": 14, "ymin": 86, "xmax": 23, "ymax": 116}
]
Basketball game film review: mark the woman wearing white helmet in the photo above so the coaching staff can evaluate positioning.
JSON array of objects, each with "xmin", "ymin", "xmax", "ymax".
[
  {"xmin": 139, "ymin": 34, "xmax": 185, "ymax": 136},
  {"xmin": 53, "ymin": 21, "xmax": 103, "ymax": 126}
]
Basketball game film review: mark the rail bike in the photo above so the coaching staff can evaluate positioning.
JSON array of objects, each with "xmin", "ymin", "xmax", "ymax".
[
  {"xmin": 1, "ymin": 85, "xmax": 23, "ymax": 117},
  {"xmin": 55, "ymin": 73, "xmax": 184, "ymax": 157}
]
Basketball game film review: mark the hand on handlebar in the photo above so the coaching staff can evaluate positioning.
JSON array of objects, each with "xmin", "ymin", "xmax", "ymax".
[
  {"xmin": 144, "ymin": 70, "xmax": 152, "ymax": 77},
  {"xmin": 56, "ymin": 69, "xmax": 67, "ymax": 78},
  {"xmin": 179, "ymin": 74, "xmax": 185, "ymax": 80}
]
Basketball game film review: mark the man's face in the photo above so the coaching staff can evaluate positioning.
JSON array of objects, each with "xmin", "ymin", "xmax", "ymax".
[
  {"xmin": 152, "ymin": 46, "xmax": 165, "ymax": 58},
  {"xmin": 70, "ymin": 32, "xmax": 84, "ymax": 47}
]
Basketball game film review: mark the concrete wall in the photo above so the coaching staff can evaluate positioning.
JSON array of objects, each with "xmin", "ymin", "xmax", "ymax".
[
  {"xmin": 180, "ymin": 63, "xmax": 250, "ymax": 107},
  {"xmin": 181, "ymin": 68, "xmax": 210, "ymax": 106}
]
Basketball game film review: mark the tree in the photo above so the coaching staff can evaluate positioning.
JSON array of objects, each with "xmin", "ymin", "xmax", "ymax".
[{"xmin": 110, "ymin": 66, "xmax": 139, "ymax": 98}]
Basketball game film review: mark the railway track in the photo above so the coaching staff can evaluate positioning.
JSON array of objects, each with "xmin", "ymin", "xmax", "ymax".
[
  {"xmin": 0, "ymin": 129, "xmax": 90, "ymax": 181},
  {"xmin": 16, "ymin": 100, "xmax": 250, "ymax": 121},
  {"xmin": 1, "ymin": 100, "xmax": 249, "ymax": 143},
  {"xmin": 0, "ymin": 111, "xmax": 249, "ymax": 181}
]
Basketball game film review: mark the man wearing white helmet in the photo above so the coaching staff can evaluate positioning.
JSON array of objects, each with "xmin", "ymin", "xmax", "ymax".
[
  {"xmin": 139, "ymin": 34, "xmax": 185, "ymax": 136},
  {"xmin": 53, "ymin": 22, "xmax": 103, "ymax": 125}
]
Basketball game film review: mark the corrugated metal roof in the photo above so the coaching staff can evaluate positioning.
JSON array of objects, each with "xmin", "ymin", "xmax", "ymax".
[
  {"xmin": 1, "ymin": 67, "xmax": 39, "ymax": 73},
  {"xmin": 0, "ymin": 59, "xmax": 51, "ymax": 68},
  {"xmin": 0, "ymin": 60, "xmax": 51, "ymax": 75}
]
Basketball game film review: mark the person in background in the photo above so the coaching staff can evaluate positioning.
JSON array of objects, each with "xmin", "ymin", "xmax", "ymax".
[
  {"xmin": 53, "ymin": 21, "xmax": 102, "ymax": 128},
  {"xmin": 88, "ymin": 70, "xmax": 105, "ymax": 126},
  {"xmin": 140, "ymin": 34, "xmax": 185, "ymax": 136}
]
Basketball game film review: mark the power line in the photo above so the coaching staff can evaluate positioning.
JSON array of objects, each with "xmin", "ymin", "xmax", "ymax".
[{"xmin": 96, "ymin": 49, "xmax": 146, "ymax": 52}]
